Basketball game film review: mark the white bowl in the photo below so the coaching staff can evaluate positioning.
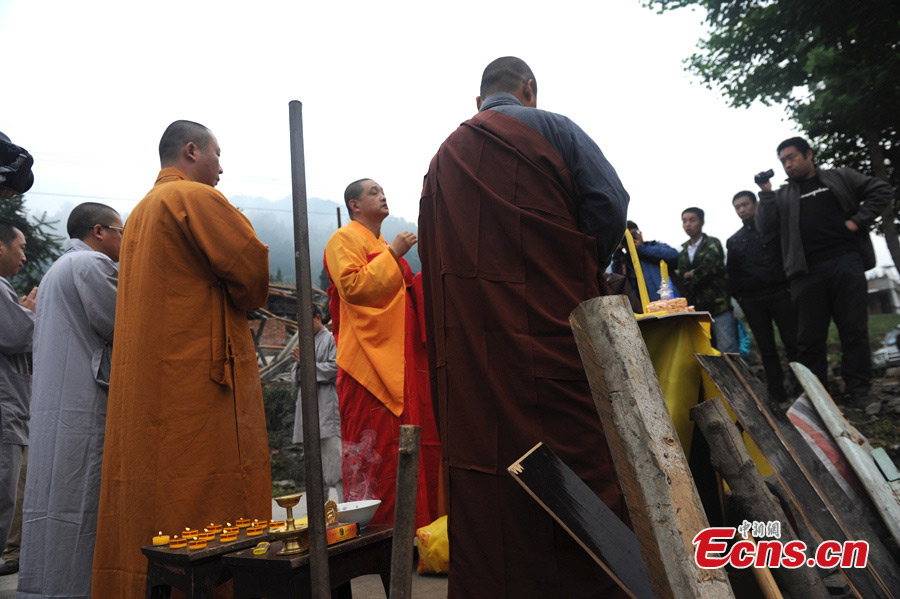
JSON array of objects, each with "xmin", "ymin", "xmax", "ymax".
[{"xmin": 336, "ymin": 499, "xmax": 381, "ymax": 529}]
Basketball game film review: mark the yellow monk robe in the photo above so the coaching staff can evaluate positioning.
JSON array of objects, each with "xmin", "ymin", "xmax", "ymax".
[
  {"xmin": 91, "ymin": 168, "xmax": 271, "ymax": 598},
  {"xmin": 325, "ymin": 221, "xmax": 432, "ymax": 528}
]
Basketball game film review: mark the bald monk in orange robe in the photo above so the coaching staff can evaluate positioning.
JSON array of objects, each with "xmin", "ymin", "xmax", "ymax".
[
  {"xmin": 324, "ymin": 178, "xmax": 437, "ymax": 530},
  {"xmin": 91, "ymin": 120, "xmax": 271, "ymax": 598}
]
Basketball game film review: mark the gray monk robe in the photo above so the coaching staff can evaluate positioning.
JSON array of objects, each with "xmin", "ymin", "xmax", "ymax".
[
  {"xmin": 18, "ymin": 239, "xmax": 117, "ymax": 599},
  {"xmin": 0, "ymin": 277, "xmax": 33, "ymax": 552},
  {"xmin": 291, "ymin": 326, "xmax": 342, "ymax": 498}
]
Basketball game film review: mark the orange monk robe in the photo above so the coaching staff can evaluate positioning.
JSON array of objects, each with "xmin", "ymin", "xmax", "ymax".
[
  {"xmin": 324, "ymin": 221, "xmax": 436, "ymax": 528},
  {"xmin": 91, "ymin": 168, "xmax": 271, "ymax": 599}
]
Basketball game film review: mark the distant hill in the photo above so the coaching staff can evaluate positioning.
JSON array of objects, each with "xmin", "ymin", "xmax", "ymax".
[
  {"xmin": 232, "ymin": 194, "xmax": 421, "ymax": 283},
  {"xmin": 33, "ymin": 195, "xmax": 420, "ymax": 285}
]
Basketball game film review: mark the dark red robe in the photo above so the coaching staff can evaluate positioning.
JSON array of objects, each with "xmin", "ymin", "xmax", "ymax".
[{"xmin": 419, "ymin": 110, "xmax": 626, "ymax": 598}]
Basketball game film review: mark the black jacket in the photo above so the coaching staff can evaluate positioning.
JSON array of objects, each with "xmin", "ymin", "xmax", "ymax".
[
  {"xmin": 727, "ymin": 219, "xmax": 788, "ymax": 300},
  {"xmin": 756, "ymin": 167, "xmax": 893, "ymax": 278}
]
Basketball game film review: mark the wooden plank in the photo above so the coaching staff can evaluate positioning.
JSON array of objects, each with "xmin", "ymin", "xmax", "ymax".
[
  {"xmin": 389, "ymin": 425, "xmax": 420, "ymax": 599},
  {"xmin": 790, "ymin": 362, "xmax": 900, "ymax": 549},
  {"xmin": 690, "ymin": 398, "xmax": 829, "ymax": 598},
  {"xmin": 696, "ymin": 354, "xmax": 899, "ymax": 599},
  {"xmin": 508, "ymin": 443, "xmax": 654, "ymax": 599},
  {"xmin": 570, "ymin": 295, "xmax": 734, "ymax": 599}
]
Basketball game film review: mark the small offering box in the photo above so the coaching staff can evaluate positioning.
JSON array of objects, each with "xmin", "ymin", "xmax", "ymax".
[{"xmin": 326, "ymin": 522, "xmax": 358, "ymax": 546}]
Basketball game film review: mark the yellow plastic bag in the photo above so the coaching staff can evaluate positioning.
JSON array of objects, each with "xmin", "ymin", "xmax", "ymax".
[{"xmin": 416, "ymin": 515, "xmax": 449, "ymax": 574}]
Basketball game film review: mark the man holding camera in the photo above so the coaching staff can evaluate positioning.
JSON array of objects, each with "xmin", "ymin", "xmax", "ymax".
[
  {"xmin": 0, "ymin": 132, "xmax": 34, "ymax": 201},
  {"xmin": 756, "ymin": 137, "xmax": 893, "ymax": 405}
]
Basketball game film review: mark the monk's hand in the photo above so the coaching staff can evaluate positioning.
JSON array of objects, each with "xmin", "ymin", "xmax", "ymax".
[
  {"xmin": 390, "ymin": 232, "xmax": 418, "ymax": 258},
  {"xmin": 19, "ymin": 286, "xmax": 37, "ymax": 312},
  {"xmin": 844, "ymin": 219, "xmax": 859, "ymax": 233},
  {"xmin": 291, "ymin": 347, "xmax": 301, "ymax": 364}
]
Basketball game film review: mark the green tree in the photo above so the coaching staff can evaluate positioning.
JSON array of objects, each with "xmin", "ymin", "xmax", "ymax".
[
  {"xmin": 317, "ymin": 266, "xmax": 330, "ymax": 292},
  {"xmin": 0, "ymin": 195, "xmax": 65, "ymax": 293},
  {"xmin": 646, "ymin": 0, "xmax": 900, "ymax": 268}
]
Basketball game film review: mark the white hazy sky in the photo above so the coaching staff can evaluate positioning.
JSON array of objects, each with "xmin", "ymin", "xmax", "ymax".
[{"xmin": 2, "ymin": 0, "xmax": 892, "ymax": 267}]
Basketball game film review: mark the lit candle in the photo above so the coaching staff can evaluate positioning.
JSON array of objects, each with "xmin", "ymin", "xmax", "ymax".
[
  {"xmin": 198, "ymin": 528, "xmax": 216, "ymax": 541},
  {"xmin": 183, "ymin": 527, "xmax": 198, "ymax": 537},
  {"xmin": 168, "ymin": 535, "xmax": 187, "ymax": 549},
  {"xmin": 219, "ymin": 531, "xmax": 238, "ymax": 543},
  {"xmin": 222, "ymin": 526, "xmax": 239, "ymax": 535},
  {"xmin": 152, "ymin": 531, "xmax": 170, "ymax": 546},
  {"xmin": 188, "ymin": 537, "xmax": 207, "ymax": 550},
  {"xmin": 246, "ymin": 525, "xmax": 266, "ymax": 536},
  {"xmin": 660, "ymin": 260, "xmax": 669, "ymax": 283},
  {"xmin": 235, "ymin": 518, "xmax": 251, "ymax": 528},
  {"xmin": 206, "ymin": 522, "xmax": 223, "ymax": 533},
  {"xmin": 268, "ymin": 520, "xmax": 286, "ymax": 532}
]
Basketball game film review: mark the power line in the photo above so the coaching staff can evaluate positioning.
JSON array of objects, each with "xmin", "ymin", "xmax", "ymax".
[
  {"xmin": 235, "ymin": 206, "xmax": 345, "ymax": 216},
  {"xmin": 26, "ymin": 191, "xmax": 346, "ymax": 217},
  {"xmin": 27, "ymin": 191, "xmax": 140, "ymax": 203}
]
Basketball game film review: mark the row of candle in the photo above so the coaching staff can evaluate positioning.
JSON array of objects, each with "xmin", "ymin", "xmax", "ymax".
[{"xmin": 152, "ymin": 519, "xmax": 287, "ymax": 549}]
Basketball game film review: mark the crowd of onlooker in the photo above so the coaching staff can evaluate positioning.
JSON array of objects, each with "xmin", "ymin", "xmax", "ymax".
[{"xmin": 612, "ymin": 136, "xmax": 893, "ymax": 409}]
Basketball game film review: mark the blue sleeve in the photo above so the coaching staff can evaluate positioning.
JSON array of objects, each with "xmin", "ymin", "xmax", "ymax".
[{"xmin": 637, "ymin": 241, "xmax": 679, "ymax": 262}]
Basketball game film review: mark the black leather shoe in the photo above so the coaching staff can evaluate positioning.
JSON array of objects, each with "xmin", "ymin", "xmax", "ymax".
[{"xmin": 0, "ymin": 560, "xmax": 18, "ymax": 575}]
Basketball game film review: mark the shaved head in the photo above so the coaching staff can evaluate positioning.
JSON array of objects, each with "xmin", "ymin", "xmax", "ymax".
[
  {"xmin": 344, "ymin": 178, "xmax": 372, "ymax": 219},
  {"xmin": 158, "ymin": 120, "xmax": 213, "ymax": 165},
  {"xmin": 67, "ymin": 202, "xmax": 120, "ymax": 240},
  {"xmin": 480, "ymin": 56, "xmax": 537, "ymax": 99}
]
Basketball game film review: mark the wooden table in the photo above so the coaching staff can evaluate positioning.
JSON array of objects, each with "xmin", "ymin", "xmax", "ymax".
[
  {"xmin": 141, "ymin": 532, "xmax": 272, "ymax": 599},
  {"xmin": 224, "ymin": 525, "xmax": 393, "ymax": 599}
]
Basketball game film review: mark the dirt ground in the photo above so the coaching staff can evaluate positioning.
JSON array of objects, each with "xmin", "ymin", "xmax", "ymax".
[{"xmin": 842, "ymin": 372, "xmax": 900, "ymax": 464}]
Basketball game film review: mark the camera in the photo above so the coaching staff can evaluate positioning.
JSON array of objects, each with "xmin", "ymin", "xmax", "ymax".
[
  {"xmin": 754, "ymin": 169, "xmax": 775, "ymax": 185},
  {"xmin": 0, "ymin": 133, "xmax": 35, "ymax": 194}
]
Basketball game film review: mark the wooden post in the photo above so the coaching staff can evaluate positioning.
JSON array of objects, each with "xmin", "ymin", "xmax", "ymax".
[
  {"xmin": 288, "ymin": 100, "xmax": 330, "ymax": 598},
  {"xmin": 691, "ymin": 398, "xmax": 829, "ymax": 598},
  {"xmin": 389, "ymin": 425, "xmax": 421, "ymax": 599},
  {"xmin": 696, "ymin": 354, "xmax": 900, "ymax": 599},
  {"xmin": 569, "ymin": 295, "xmax": 734, "ymax": 599}
]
